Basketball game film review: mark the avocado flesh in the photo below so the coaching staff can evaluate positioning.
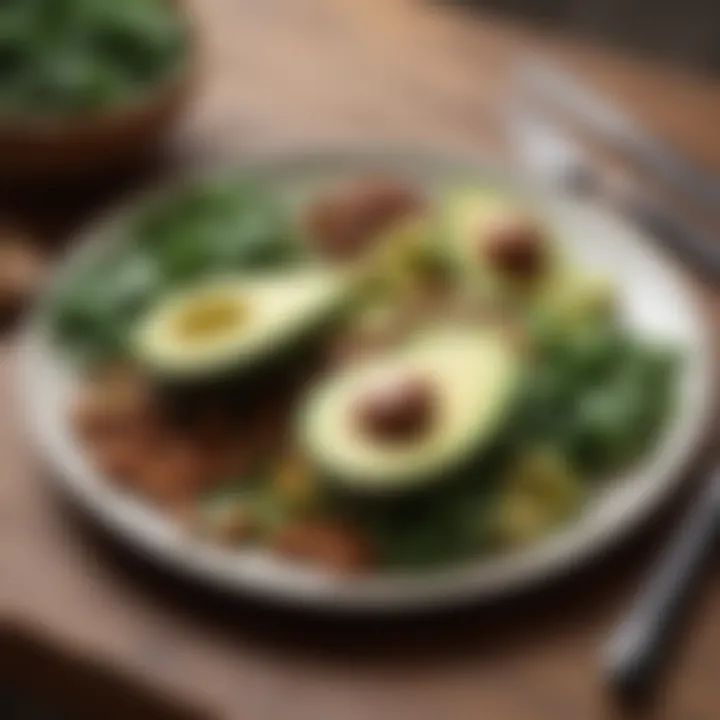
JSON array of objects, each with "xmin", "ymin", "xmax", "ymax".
[
  {"xmin": 441, "ymin": 187, "xmax": 558, "ymax": 292},
  {"xmin": 442, "ymin": 188, "xmax": 518, "ymax": 283},
  {"xmin": 300, "ymin": 328, "xmax": 519, "ymax": 494},
  {"xmin": 132, "ymin": 270, "xmax": 347, "ymax": 381}
]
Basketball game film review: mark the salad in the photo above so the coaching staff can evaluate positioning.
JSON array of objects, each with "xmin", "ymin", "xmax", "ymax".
[{"xmin": 50, "ymin": 174, "xmax": 678, "ymax": 573}]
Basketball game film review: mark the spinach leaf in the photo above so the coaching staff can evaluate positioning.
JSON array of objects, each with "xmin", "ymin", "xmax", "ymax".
[
  {"xmin": 134, "ymin": 180, "xmax": 304, "ymax": 283},
  {"xmin": 50, "ymin": 177, "xmax": 305, "ymax": 360},
  {"xmin": 0, "ymin": 0, "xmax": 187, "ymax": 115}
]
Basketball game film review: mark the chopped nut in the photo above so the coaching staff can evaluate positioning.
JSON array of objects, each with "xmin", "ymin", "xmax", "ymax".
[
  {"xmin": 305, "ymin": 178, "xmax": 424, "ymax": 261},
  {"xmin": 134, "ymin": 440, "xmax": 211, "ymax": 507},
  {"xmin": 272, "ymin": 521, "xmax": 372, "ymax": 573},
  {"xmin": 88, "ymin": 432, "xmax": 152, "ymax": 485},
  {"xmin": 212, "ymin": 442, "xmax": 250, "ymax": 480},
  {"xmin": 184, "ymin": 411, "xmax": 250, "ymax": 481},
  {"xmin": 70, "ymin": 365, "xmax": 157, "ymax": 441}
]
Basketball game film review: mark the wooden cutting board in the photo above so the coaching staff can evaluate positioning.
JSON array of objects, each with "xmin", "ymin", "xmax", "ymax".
[{"xmin": 1, "ymin": 1, "xmax": 719, "ymax": 718}]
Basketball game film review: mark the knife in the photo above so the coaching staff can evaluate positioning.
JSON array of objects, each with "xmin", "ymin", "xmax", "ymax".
[
  {"xmin": 519, "ymin": 59, "xmax": 720, "ymax": 215},
  {"xmin": 508, "ymin": 108, "xmax": 720, "ymax": 280},
  {"xmin": 603, "ymin": 470, "xmax": 720, "ymax": 692}
]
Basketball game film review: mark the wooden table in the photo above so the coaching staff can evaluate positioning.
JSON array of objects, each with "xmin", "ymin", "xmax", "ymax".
[{"xmin": 2, "ymin": 1, "xmax": 720, "ymax": 718}]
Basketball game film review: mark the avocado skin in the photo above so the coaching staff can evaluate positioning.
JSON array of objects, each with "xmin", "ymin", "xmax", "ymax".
[
  {"xmin": 151, "ymin": 336, "xmax": 324, "ymax": 427},
  {"xmin": 131, "ymin": 270, "xmax": 358, "ymax": 417},
  {"xmin": 314, "ymin": 408, "xmax": 515, "ymax": 505}
]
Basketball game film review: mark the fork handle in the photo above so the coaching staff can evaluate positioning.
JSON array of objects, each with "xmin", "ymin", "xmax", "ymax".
[
  {"xmin": 618, "ymin": 192, "xmax": 720, "ymax": 280},
  {"xmin": 604, "ymin": 470, "xmax": 720, "ymax": 692}
]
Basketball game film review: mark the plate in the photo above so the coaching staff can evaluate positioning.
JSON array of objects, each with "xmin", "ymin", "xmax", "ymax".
[{"xmin": 20, "ymin": 148, "xmax": 715, "ymax": 612}]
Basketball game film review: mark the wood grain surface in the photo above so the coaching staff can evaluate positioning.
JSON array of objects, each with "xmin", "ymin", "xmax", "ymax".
[
  {"xmin": 452, "ymin": 0, "xmax": 720, "ymax": 74},
  {"xmin": 1, "ymin": 1, "xmax": 720, "ymax": 719}
]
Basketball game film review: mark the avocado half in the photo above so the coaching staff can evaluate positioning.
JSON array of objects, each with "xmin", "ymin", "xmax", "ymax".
[
  {"xmin": 131, "ymin": 269, "xmax": 348, "ymax": 382},
  {"xmin": 440, "ymin": 187, "xmax": 557, "ymax": 288},
  {"xmin": 299, "ymin": 328, "xmax": 519, "ymax": 495}
]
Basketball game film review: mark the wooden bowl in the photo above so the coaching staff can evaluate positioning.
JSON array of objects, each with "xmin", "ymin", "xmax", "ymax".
[{"xmin": 0, "ymin": 7, "xmax": 198, "ymax": 182}]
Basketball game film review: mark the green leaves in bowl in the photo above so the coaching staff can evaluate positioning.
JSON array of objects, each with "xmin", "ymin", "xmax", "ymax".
[{"xmin": 0, "ymin": 0, "xmax": 188, "ymax": 116}]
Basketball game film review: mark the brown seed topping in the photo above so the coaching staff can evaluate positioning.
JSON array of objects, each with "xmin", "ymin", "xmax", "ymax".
[
  {"xmin": 133, "ymin": 440, "xmax": 211, "ymax": 506},
  {"xmin": 272, "ymin": 521, "xmax": 372, "ymax": 573},
  {"xmin": 70, "ymin": 365, "xmax": 158, "ymax": 442},
  {"xmin": 305, "ymin": 178, "xmax": 424, "ymax": 261}
]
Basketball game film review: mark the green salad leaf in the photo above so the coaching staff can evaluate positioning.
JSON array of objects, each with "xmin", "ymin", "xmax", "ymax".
[
  {"xmin": 134, "ymin": 179, "xmax": 304, "ymax": 281},
  {"xmin": 49, "ymin": 178, "xmax": 306, "ymax": 361},
  {"xmin": 516, "ymin": 321, "xmax": 678, "ymax": 477}
]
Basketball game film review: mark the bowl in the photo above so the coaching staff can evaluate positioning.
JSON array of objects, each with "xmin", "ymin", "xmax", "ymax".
[{"xmin": 0, "ymin": 2, "xmax": 198, "ymax": 182}]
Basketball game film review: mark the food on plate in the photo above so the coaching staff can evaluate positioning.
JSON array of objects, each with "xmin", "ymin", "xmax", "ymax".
[
  {"xmin": 300, "ymin": 329, "xmax": 518, "ymax": 494},
  {"xmin": 0, "ymin": 0, "xmax": 189, "ymax": 117},
  {"xmin": 304, "ymin": 177, "xmax": 424, "ymax": 261},
  {"xmin": 271, "ymin": 520, "xmax": 372, "ymax": 573},
  {"xmin": 491, "ymin": 447, "xmax": 581, "ymax": 547},
  {"xmin": 49, "ymin": 179, "xmax": 304, "ymax": 363},
  {"xmin": 442, "ymin": 188, "xmax": 556, "ymax": 290},
  {"xmin": 49, "ymin": 173, "xmax": 679, "ymax": 573},
  {"xmin": 131, "ymin": 270, "xmax": 348, "ymax": 382},
  {"xmin": 482, "ymin": 211, "xmax": 547, "ymax": 279}
]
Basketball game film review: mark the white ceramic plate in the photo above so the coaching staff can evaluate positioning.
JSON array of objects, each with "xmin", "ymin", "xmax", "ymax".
[{"xmin": 20, "ymin": 148, "xmax": 714, "ymax": 612}]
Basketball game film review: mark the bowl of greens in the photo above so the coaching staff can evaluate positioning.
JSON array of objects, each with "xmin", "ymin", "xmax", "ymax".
[
  {"xmin": 0, "ymin": 0, "xmax": 195, "ymax": 179},
  {"xmin": 21, "ymin": 149, "xmax": 714, "ymax": 611}
]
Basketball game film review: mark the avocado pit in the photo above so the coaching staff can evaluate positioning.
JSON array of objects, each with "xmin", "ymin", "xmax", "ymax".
[
  {"xmin": 481, "ymin": 212, "xmax": 545, "ymax": 279},
  {"xmin": 354, "ymin": 371, "xmax": 436, "ymax": 444}
]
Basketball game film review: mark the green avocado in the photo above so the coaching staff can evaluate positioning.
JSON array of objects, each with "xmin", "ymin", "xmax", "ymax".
[
  {"xmin": 131, "ymin": 269, "xmax": 348, "ymax": 381},
  {"xmin": 299, "ymin": 328, "xmax": 519, "ymax": 495},
  {"xmin": 442, "ymin": 188, "xmax": 513, "ymax": 280},
  {"xmin": 531, "ymin": 271, "xmax": 617, "ymax": 332},
  {"xmin": 440, "ymin": 187, "xmax": 557, "ymax": 291}
]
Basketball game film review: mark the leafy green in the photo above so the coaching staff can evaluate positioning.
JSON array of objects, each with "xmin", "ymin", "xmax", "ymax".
[
  {"xmin": 514, "ymin": 321, "xmax": 678, "ymax": 477},
  {"xmin": 49, "ymin": 178, "xmax": 306, "ymax": 361},
  {"xmin": 335, "ymin": 449, "xmax": 507, "ymax": 568},
  {"xmin": 343, "ymin": 321, "xmax": 678, "ymax": 569},
  {"xmin": 0, "ymin": 0, "xmax": 187, "ymax": 116},
  {"xmin": 200, "ymin": 477, "xmax": 289, "ymax": 537},
  {"xmin": 133, "ymin": 179, "xmax": 304, "ymax": 282},
  {"xmin": 49, "ymin": 173, "xmax": 682, "ymax": 571}
]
